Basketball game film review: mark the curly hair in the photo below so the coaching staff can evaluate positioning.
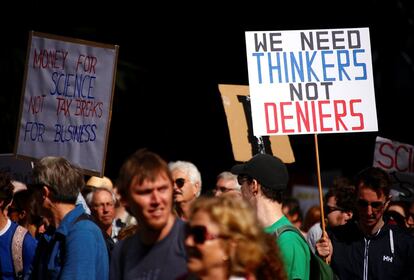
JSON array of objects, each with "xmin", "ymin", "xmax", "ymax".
[{"xmin": 189, "ymin": 196, "xmax": 286, "ymax": 279}]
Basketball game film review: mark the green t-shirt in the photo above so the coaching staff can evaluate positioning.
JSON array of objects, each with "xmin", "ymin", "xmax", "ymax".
[{"xmin": 264, "ymin": 216, "xmax": 310, "ymax": 280}]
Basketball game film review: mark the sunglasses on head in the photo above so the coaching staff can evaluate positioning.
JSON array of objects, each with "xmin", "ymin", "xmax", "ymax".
[
  {"xmin": 357, "ymin": 199, "xmax": 384, "ymax": 209},
  {"xmin": 174, "ymin": 178, "xmax": 186, "ymax": 188},
  {"xmin": 324, "ymin": 205, "xmax": 345, "ymax": 215},
  {"xmin": 185, "ymin": 225, "xmax": 221, "ymax": 244}
]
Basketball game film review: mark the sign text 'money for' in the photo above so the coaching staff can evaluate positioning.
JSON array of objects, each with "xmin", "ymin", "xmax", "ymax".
[
  {"xmin": 245, "ymin": 28, "xmax": 378, "ymax": 136},
  {"xmin": 15, "ymin": 32, "xmax": 118, "ymax": 176}
]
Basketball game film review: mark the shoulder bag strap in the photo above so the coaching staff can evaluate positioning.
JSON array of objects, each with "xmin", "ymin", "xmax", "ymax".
[{"xmin": 12, "ymin": 225, "xmax": 28, "ymax": 278}]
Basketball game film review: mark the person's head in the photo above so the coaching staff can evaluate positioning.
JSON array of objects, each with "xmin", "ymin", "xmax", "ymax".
[
  {"xmin": 0, "ymin": 171, "xmax": 14, "ymax": 213},
  {"xmin": 117, "ymin": 149, "xmax": 174, "ymax": 233},
  {"xmin": 406, "ymin": 201, "xmax": 414, "ymax": 230},
  {"xmin": 282, "ymin": 197, "xmax": 303, "ymax": 228},
  {"xmin": 213, "ymin": 171, "xmax": 241, "ymax": 197},
  {"xmin": 83, "ymin": 176, "xmax": 114, "ymax": 198},
  {"xmin": 8, "ymin": 189, "xmax": 34, "ymax": 226},
  {"xmin": 86, "ymin": 188, "xmax": 117, "ymax": 231},
  {"xmin": 231, "ymin": 153, "xmax": 288, "ymax": 206},
  {"xmin": 185, "ymin": 196, "xmax": 270, "ymax": 279},
  {"xmin": 354, "ymin": 167, "xmax": 391, "ymax": 232},
  {"xmin": 31, "ymin": 156, "xmax": 83, "ymax": 207},
  {"xmin": 385, "ymin": 201, "xmax": 408, "ymax": 228},
  {"xmin": 302, "ymin": 205, "xmax": 321, "ymax": 232},
  {"xmin": 324, "ymin": 185, "xmax": 356, "ymax": 227},
  {"xmin": 168, "ymin": 161, "xmax": 202, "ymax": 204}
]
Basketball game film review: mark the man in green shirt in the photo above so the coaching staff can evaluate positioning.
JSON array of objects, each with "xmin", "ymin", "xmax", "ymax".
[{"xmin": 231, "ymin": 153, "xmax": 310, "ymax": 280}]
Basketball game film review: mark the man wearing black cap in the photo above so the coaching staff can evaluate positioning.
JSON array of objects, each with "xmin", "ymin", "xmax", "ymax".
[{"xmin": 231, "ymin": 153, "xmax": 310, "ymax": 280}]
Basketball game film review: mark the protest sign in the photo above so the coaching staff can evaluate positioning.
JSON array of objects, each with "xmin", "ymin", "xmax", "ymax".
[
  {"xmin": 15, "ymin": 32, "xmax": 119, "ymax": 176},
  {"xmin": 218, "ymin": 84, "xmax": 295, "ymax": 163},
  {"xmin": 374, "ymin": 136, "xmax": 414, "ymax": 174},
  {"xmin": 245, "ymin": 28, "xmax": 377, "ymax": 136}
]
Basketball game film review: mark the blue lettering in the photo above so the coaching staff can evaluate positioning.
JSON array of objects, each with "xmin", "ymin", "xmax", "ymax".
[
  {"xmin": 268, "ymin": 52, "xmax": 282, "ymax": 83},
  {"xmin": 321, "ymin": 50, "xmax": 335, "ymax": 82},
  {"xmin": 252, "ymin": 53, "xmax": 264, "ymax": 84},
  {"xmin": 353, "ymin": 49, "xmax": 367, "ymax": 80}
]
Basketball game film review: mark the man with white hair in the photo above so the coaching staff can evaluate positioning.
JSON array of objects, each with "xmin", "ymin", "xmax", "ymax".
[
  {"xmin": 86, "ymin": 187, "xmax": 118, "ymax": 245},
  {"xmin": 168, "ymin": 160, "xmax": 202, "ymax": 220},
  {"xmin": 213, "ymin": 171, "xmax": 241, "ymax": 197}
]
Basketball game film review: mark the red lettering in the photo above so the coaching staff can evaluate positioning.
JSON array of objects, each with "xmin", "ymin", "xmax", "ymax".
[
  {"xmin": 333, "ymin": 100, "xmax": 347, "ymax": 130},
  {"xmin": 296, "ymin": 101, "xmax": 310, "ymax": 132},
  {"xmin": 350, "ymin": 99, "xmax": 364, "ymax": 130},
  {"xmin": 376, "ymin": 142, "xmax": 394, "ymax": 169},
  {"xmin": 318, "ymin": 100, "xmax": 333, "ymax": 132},
  {"xmin": 264, "ymin": 103, "xmax": 278, "ymax": 133},
  {"xmin": 280, "ymin": 102, "xmax": 294, "ymax": 133},
  {"xmin": 395, "ymin": 145, "xmax": 409, "ymax": 172}
]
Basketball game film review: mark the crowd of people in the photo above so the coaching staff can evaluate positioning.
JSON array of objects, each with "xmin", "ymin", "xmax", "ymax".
[{"xmin": 1, "ymin": 149, "xmax": 414, "ymax": 279}]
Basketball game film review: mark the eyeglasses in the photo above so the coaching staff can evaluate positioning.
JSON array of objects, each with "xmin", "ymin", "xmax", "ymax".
[
  {"xmin": 357, "ymin": 199, "xmax": 384, "ymax": 209},
  {"xmin": 185, "ymin": 225, "xmax": 221, "ymax": 244},
  {"xmin": 92, "ymin": 202, "xmax": 115, "ymax": 210},
  {"xmin": 213, "ymin": 186, "xmax": 237, "ymax": 194},
  {"xmin": 237, "ymin": 175, "xmax": 252, "ymax": 186},
  {"xmin": 174, "ymin": 178, "xmax": 186, "ymax": 188},
  {"xmin": 324, "ymin": 205, "xmax": 345, "ymax": 215}
]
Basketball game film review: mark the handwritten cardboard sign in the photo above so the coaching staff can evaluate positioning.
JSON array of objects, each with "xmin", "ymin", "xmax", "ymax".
[
  {"xmin": 374, "ymin": 136, "xmax": 414, "ymax": 174},
  {"xmin": 15, "ymin": 32, "xmax": 119, "ymax": 176}
]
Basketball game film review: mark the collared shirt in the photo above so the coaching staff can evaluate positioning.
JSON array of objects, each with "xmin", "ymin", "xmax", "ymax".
[{"xmin": 30, "ymin": 205, "xmax": 109, "ymax": 280}]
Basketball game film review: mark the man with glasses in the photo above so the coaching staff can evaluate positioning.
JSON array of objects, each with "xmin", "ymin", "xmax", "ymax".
[
  {"xmin": 307, "ymin": 182, "xmax": 356, "ymax": 253},
  {"xmin": 168, "ymin": 161, "xmax": 202, "ymax": 220},
  {"xmin": 213, "ymin": 171, "xmax": 241, "ymax": 197},
  {"xmin": 110, "ymin": 149, "xmax": 187, "ymax": 280},
  {"xmin": 231, "ymin": 153, "xmax": 310, "ymax": 280},
  {"xmin": 86, "ymin": 187, "xmax": 117, "ymax": 251},
  {"xmin": 316, "ymin": 167, "xmax": 414, "ymax": 279}
]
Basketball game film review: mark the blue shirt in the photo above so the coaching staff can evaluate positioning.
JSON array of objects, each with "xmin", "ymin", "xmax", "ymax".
[
  {"xmin": 30, "ymin": 205, "xmax": 109, "ymax": 280},
  {"xmin": 0, "ymin": 219, "xmax": 37, "ymax": 279}
]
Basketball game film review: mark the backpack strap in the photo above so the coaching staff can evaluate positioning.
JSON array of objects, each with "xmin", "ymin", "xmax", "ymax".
[
  {"xmin": 274, "ymin": 224, "xmax": 307, "ymax": 242},
  {"xmin": 12, "ymin": 225, "xmax": 28, "ymax": 279}
]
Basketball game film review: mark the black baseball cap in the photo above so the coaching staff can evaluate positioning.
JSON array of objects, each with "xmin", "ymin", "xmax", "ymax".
[{"xmin": 231, "ymin": 153, "xmax": 288, "ymax": 190}]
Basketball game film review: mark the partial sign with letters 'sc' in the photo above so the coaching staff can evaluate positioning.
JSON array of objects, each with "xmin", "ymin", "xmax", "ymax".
[{"xmin": 373, "ymin": 136, "xmax": 414, "ymax": 174}]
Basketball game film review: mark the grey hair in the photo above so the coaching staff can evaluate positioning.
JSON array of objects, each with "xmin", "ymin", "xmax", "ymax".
[
  {"xmin": 168, "ymin": 160, "xmax": 202, "ymax": 197},
  {"xmin": 85, "ymin": 187, "xmax": 118, "ymax": 207},
  {"xmin": 216, "ymin": 171, "xmax": 241, "ymax": 190},
  {"xmin": 32, "ymin": 156, "xmax": 84, "ymax": 204}
]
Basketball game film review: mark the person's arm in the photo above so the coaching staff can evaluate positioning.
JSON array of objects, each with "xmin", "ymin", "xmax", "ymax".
[{"xmin": 315, "ymin": 231, "xmax": 332, "ymax": 264}]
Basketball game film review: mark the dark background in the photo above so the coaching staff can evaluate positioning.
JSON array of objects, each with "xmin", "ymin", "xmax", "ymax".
[{"xmin": 1, "ymin": 1, "xmax": 413, "ymax": 192}]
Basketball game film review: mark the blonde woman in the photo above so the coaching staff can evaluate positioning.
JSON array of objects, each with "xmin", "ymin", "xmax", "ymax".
[{"xmin": 183, "ymin": 196, "xmax": 286, "ymax": 280}]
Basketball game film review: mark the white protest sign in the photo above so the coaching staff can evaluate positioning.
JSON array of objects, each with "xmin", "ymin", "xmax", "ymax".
[
  {"xmin": 15, "ymin": 32, "xmax": 119, "ymax": 176},
  {"xmin": 245, "ymin": 28, "xmax": 377, "ymax": 136},
  {"xmin": 373, "ymin": 136, "xmax": 414, "ymax": 174}
]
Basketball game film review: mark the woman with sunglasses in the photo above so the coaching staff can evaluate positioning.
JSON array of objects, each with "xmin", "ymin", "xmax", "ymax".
[{"xmin": 183, "ymin": 195, "xmax": 286, "ymax": 280}]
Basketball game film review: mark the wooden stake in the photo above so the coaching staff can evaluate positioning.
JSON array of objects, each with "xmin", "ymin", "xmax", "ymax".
[{"xmin": 314, "ymin": 133, "xmax": 326, "ymax": 234}]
